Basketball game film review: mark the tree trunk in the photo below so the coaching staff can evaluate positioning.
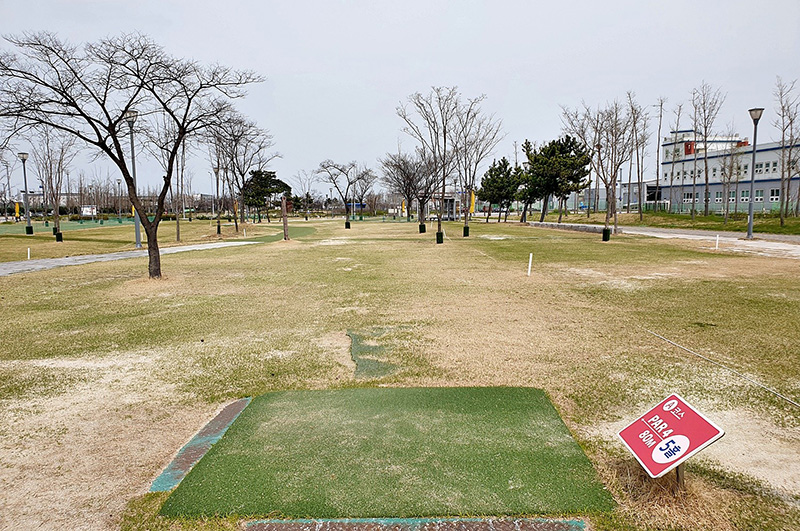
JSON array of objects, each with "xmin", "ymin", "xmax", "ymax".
[
  {"xmin": 703, "ymin": 155, "xmax": 711, "ymax": 217},
  {"xmin": 232, "ymin": 201, "xmax": 239, "ymax": 232},
  {"xmin": 626, "ymin": 155, "xmax": 633, "ymax": 213},
  {"xmin": 520, "ymin": 202, "xmax": 529, "ymax": 223},
  {"xmin": 557, "ymin": 198, "xmax": 564, "ymax": 223},
  {"xmin": 144, "ymin": 225, "xmax": 161, "ymax": 279},
  {"xmin": 539, "ymin": 194, "xmax": 549, "ymax": 222},
  {"xmin": 723, "ymin": 182, "xmax": 729, "ymax": 223},
  {"xmin": 281, "ymin": 196, "xmax": 289, "ymax": 240}
]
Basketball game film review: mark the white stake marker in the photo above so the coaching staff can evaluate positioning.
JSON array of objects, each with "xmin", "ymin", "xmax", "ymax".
[
  {"xmin": 27, "ymin": 248, "xmax": 30, "ymax": 260},
  {"xmin": 527, "ymin": 252, "xmax": 533, "ymax": 276},
  {"xmin": 244, "ymin": 228, "xmax": 247, "ymax": 238},
  {"xmin": 715, "ymin": 235, "xmax": 719, "ymax": 250}
]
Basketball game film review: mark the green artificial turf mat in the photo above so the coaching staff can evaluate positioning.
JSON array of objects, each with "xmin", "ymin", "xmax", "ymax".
[{"xmin": 160, "ymin": 387, "xmax": 614, "ymax": 518}]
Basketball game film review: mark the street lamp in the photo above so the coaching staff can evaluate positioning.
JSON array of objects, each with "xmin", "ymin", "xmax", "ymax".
[
  {"xmin": 116, "ymin": 179, "xmax": 122, "ymax": 222},
  {"xmin": 213, "ymin": 166, "xmax": 221, "ymax": 235},
  {"xmin": 746, "ymin": 107, "xmax": 764, "ymax": 240},
  {"xmin": 17, "ymin": 152, "xmax": 32, "ymax": 234},
  {"xmin": 124, "ymin": 109, "xmax": 142, "ymax": 248}
]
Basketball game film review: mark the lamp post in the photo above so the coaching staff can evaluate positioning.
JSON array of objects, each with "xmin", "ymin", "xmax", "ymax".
[
  {"xmin": 18, "ymin": 152, "xmax": 32, "ymax": 234},
  {"xmin": 213, "ymin": 166, "xmax": 221, "ymax": 235},
  {"xmin": 746, "ymin": 107, "xmax": 764, "ymax": 239},
  {"xmin": 124, "ymin": 109, "xmax": 142, "ymax": 248},
  {"xmin": 116, "ymin": 179, "xmax": 122, "ymax": 222}
]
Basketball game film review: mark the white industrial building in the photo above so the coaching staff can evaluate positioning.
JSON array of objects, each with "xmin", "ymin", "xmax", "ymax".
[{"xmin": 628, "ymin": 129, "xmax": 800, "ymax": 213}]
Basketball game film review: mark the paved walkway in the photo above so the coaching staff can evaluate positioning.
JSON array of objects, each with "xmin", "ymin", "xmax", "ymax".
[
  {"xmin": 530, "ymin": 221, "xmax": 800, "ymax": 260},
  {"xmin": 0, "ymin": 241, "xmax": 259, "ymax": 277},
  {"xmin": 618, "ymin": 226, "xmax": 800, "ymax": 259}
]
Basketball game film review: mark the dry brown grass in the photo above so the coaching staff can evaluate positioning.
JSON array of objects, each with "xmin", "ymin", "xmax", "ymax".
[{"xmin": 0, "ymin": 220, "xmax": 798, "ymax": 530}]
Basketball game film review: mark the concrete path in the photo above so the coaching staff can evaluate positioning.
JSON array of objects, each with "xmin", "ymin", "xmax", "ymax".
[
  {"xmin": 529, "ymin": 221, "xmax": 800, "ymax": 260},
  {"xmin": 0, "ymin": 241, "xmax": 259, "ymax": 277},
  {"xmin": 618, "ymin": 226, "xmax": 800, "ymax": 260}
]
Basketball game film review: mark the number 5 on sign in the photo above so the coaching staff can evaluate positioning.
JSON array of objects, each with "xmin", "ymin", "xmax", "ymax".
[{"xmin": 618, "ymin": 394, "xmax": 724, "ymax": 478}]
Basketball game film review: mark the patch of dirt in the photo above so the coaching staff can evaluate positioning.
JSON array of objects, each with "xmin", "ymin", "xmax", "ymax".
[
  {"xmin": 585, "ymin": 409, "xmax": 800, "ymax": 497},
  {"xmin": 0, "ymin": 350, "xmax": 218, "ymax": 530},
  {"xmin": 317, "ymin": 331, "xmax": 355, "ymax": 373}
]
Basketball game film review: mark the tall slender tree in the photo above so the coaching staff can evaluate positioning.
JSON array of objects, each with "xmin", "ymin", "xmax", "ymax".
[
  {"xmin": 30, "ymin": 126, "xmax": 78, "ymax": 233},
  {"xmin": 562, "ymin": 101, "xmax": 634, "ymax": 231},
  {"xmin": 692, "ymin": 82, "xmax": 726, "ymax": 216},
  {"xmin": 773, "ymin": 77, "xmax": 800, "ymax": 224},
  {"xmin": 397, "ymin": 87, "xmax": 461, "ymax": 242},
  {"xmin": 380, "ymin": 150, "xmax": 418, "ymax": 222},
  {"xmin": 453, "ymin": 95, "xmax": 503, "ymax": 235}
]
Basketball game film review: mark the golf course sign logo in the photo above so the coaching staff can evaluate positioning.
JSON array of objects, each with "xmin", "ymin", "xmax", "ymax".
[{"xmin": 618, "ymin": 394, "xmax": 724, "ymax": 478}]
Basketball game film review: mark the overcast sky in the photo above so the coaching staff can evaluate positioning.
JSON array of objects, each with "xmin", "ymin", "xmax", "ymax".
[{"xmin": 3, "ymin": 0, "xmax": 800, "ymax": 195}]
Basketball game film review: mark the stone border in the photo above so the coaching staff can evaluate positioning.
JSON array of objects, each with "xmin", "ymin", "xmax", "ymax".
[
  {"xmin": 150, "ymin": 397, "xmax": 251, "ymax": 492},
  {"xmin": 528, "ymin": 222, "xmax": 608, "ymax": 234},
  {"xmin": 246, "ymin": 518, "xmax": 584, "ymax": 531}
]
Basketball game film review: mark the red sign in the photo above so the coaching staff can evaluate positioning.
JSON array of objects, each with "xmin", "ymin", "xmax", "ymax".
[{"xmin": 618, "ymin": 394, "xmax": 724, "ymax": 478}]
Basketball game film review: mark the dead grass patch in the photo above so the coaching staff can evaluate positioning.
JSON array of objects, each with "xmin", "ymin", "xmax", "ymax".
[{"xmin": 1, "ymin": 220, "xmax": 798, "ymax": 530}]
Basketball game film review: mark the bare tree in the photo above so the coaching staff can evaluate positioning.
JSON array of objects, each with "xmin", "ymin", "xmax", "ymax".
[
  {"xmin": 0, "ymin": 32, "xmax": 261, "ymax": 278},
  {"xmin": 292, "ymin": 169, "xmax": 317, "ymax": 220},
  {"xmin": 30, "ymin": 126, "xmax": 79, "ymax": 233},
  {"xmin": 380, "ymin": 150, "xmax": 418, "ymax": 222},
  {"xmin": 652, "ymin": 97, "xmax": 666, "ymax": 213},
  {"xmin": 316, "ymin": 160, "xmax": 363, "ymax": 223},
  {"xmin": 562, "ymin": 100, "xmax": 634, "ymax": 231},
  {"xmin": 626, "ymin": 92, "xmax": 649, "ymax": 219},
  {"xmin": 0, "ymin": 145, "xmax": 17, "ymax": 220},
  {"xmin": 667, "ymin": 104, "xmax": 684, "ymax": 213},
  {"xmin": 211, "ymin": 111, "xmax": 278, "ymax": 226},
  {"xmin": 692, "ymin": 82, "xmax": 726, "ymax": 216},
  {"xmin": 397, "ymin": 87, "xmax": 461, "ymax": 241},
  {"xmin": 352, "ymin": 166, "xmax": 377, "ymax": 218},
  {"xmin": 773, "ymin": 77, "xmax": 800, "ymax": 224},
  {"xmin": 365, "ymin": 190, "xmax": 383, "ymax": 216},
  {"xmin": 413, "ymin": 150, "xmax": 440, "ymax": 224},
  {"xmin": 453, "ymin": 95, "xmax": 504, "ymax": 235},
  {"xmin": 717, "ymin": 124, "xmax": 745, "ymax": 224}
]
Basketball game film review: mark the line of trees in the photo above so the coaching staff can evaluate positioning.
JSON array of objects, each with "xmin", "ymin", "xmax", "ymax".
[
  {"xmin": 381, "ymin": 86, "xmax": 503, "ymax": 241},
  {"xmin": 476, "ymin": 136, "xmax": 591, "ymax": 224}
]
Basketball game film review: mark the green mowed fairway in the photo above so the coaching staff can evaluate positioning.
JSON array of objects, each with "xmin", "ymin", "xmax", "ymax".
[{"xmin": 160, "ymin": 387, "xmax": 615, "ymax": 518}]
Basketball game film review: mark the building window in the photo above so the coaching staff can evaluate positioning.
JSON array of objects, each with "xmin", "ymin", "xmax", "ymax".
[
  {"xmin": 744, "ymin": 164, "xmax": 748, "ymax": 172},
  {"xmin": 770, "ymin": 188, "xmax": 780, "ymax": 202},
  {"xmin": 741, "ymin": 189, "xmax": 750, "ymax": 202},
  {"xmin": 772, "ymin": 161, "xmax": 778, "ymax": 172},
  {"xmin": 729, "ymin": 190, "xmax": 736, "ymax": 203},
  {"xmin": 715, "ymin": 191, "xmax": 723, "ymax": 203},
  {"xmin": 683, "ymin": 192, "xmax": 693, "ymax": 203},
  {"xmin": 755, "ymin": 189, "xmax": 764, "ymax": 202}
]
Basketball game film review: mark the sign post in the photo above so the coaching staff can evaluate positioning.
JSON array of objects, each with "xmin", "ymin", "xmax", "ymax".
[{"xmin": 618, "ymin": 394, "xmax": 724, "ymax": 489}]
